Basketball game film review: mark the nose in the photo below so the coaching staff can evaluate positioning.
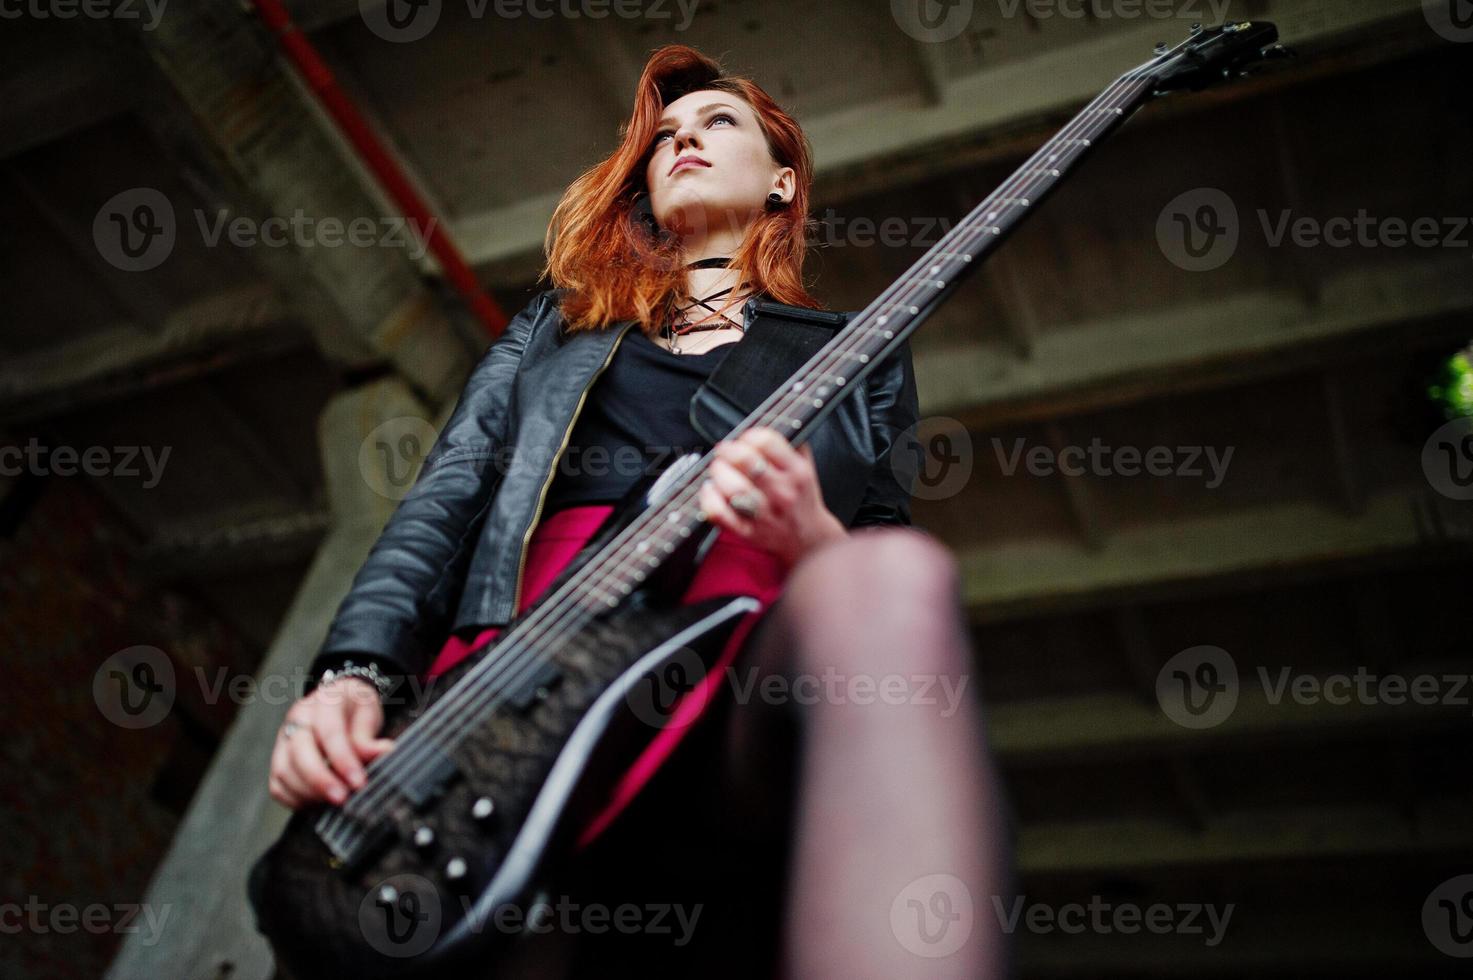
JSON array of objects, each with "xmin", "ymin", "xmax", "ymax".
[{"xmin": 672, "ymin": 124, "xmax": 701, "ymax": 155}]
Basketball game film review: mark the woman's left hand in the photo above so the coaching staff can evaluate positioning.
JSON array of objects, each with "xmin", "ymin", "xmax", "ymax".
[{"xmin": 698, "ymin": 427, "xmax": 849, "ymax": 568}]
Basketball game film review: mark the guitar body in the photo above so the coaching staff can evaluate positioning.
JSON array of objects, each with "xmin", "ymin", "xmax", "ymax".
[{"xmin": 250, "ymin": 484, "xmax": 761, "ymax": 978}]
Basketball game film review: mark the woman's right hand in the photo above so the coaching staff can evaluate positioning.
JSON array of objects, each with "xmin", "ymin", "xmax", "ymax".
[{"xmin": 268, "ymin": 678, "xmax": 397, "ymax": 810}]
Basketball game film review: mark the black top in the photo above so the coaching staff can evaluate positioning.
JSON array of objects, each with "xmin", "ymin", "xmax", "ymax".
[{"xmin": 542, "ymin": 327, "xmax": 739, "ymax": 512}]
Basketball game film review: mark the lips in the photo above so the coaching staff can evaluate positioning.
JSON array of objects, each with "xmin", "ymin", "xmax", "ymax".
[{"xmin": 669, "ymin": 156, "xmax": 711, "ymax": 176}]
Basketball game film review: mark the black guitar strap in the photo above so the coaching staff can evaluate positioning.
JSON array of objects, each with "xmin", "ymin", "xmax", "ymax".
[{"xmin": 688, "ymin": 298, "xmax": 850, "ymax": 445}]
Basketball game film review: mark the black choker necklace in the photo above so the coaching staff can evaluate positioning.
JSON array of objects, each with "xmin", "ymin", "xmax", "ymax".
[{"xmin": 684, "ymin": 256, "xmax": 733, "ymax": 270}]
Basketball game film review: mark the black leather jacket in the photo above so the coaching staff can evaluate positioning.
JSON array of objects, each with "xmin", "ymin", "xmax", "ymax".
[{"xmin": 308, "ymin": 288, "xmax": 921, "ymax": 686}]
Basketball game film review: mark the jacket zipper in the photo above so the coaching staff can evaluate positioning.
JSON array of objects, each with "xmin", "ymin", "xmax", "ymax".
[{"xmin": 508, "ymin": 319, "xmax": 637, "ymax": 616}]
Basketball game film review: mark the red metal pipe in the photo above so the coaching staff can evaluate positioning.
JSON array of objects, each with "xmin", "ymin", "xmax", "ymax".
[{"xmin": 250, "ymin": 0, "xmax": 507, "ymax": 336}]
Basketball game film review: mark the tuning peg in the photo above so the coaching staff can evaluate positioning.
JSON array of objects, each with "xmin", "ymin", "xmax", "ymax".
[
  {"xmin": 1262, "ymin": 43, "xmax": 1296, "ymax": 60},
  {"xmin": 1190, "ymin": 22, "xmax": 1203, "ymax": 35},
  {"xmin": 1155, "ymin": 41, "xmax": 1168, "ymax": 55}
]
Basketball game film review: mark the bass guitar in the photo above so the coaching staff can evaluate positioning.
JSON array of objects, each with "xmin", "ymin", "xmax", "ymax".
[{"xmin": 250, "ymin": 21, "xmax": 1289, "ymax": 977}]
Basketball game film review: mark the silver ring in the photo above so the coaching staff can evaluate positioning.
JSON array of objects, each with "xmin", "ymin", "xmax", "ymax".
[
  {"xmin": 281, "ymin": 721, "xmax": 301, "ymax": 740},
  {"xmin": 729, "ymin": 490, "xmax": 761, "ymax": 518},
  {"xmin": 746, "ymin": 459, "xmax": 767, "ymax": 480}
]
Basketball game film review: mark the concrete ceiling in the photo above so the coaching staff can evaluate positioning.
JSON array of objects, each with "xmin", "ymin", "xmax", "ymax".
[{"xmin": 2, "ymin": 1, "xmax": 1469, "ymax": 976}]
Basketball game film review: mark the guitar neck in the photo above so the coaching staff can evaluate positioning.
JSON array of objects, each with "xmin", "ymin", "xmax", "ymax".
[{"xmin": 758, "ymin": 70, "xmax": 1160, "ymax": 443}]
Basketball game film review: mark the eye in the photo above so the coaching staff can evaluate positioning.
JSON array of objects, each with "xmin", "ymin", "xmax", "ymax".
[{"xmin": 710, "ymin": 112, "xmax": 736, "ymax": 127}]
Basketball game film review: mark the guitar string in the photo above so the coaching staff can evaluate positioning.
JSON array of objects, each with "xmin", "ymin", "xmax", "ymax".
[
  {"xmin": 322, "ymin": 66, "xmax": 1159, "ymax": 850},
  {"xmin": 321, "ymin": 67, "xmax": 1154, "ymax": 850}
]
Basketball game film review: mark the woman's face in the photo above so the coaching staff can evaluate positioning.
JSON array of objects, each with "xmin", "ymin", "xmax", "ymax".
[{"xmin": 643, "ymin": 89, "xmax": 793, "ymax": 243}]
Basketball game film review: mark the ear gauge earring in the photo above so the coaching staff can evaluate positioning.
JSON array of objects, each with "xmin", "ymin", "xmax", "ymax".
[{"xmin": 767, "ymin": 191, "xmax": 785, "ymax": 207}]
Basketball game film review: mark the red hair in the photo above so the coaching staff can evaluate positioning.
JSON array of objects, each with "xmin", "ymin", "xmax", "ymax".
[{"xmin": 540, "ymin": 44, "xmax": 820, "ymax": 333}]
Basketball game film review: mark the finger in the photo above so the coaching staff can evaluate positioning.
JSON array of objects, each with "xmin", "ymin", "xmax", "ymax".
[
  {"xmin": 274, "ymin": 735, "xmax": 316, "ymax": 804},
  {"xmin": 269, "ymin": 739, "xmax": 302, "ymax": 809},
  {"xmin": 317, "ymin": 705, "xmax": 367, "ymax": 790},
  {"xmin": 708, "ymin": 457, "xmax": 759, "ymax": 498},
  {"xmin": 359, "ymin": 737, "xmax": 397, "ymax": 761},
  {"xmin": 289, "ymin": 716, "xmax": 351, "ymax": 805},
  {"xmin": 736, "ymin": 428, "xmax": 802, "ymax": 470},
  {"xmin": 347, "ymin": 697, "xmax": 385, "ymax": 752},
  {"xmin": 699, "ymin": 479, "xmax": 753, "ymax": 537},
  {"xmin": 269, "ymin": 774, "xmax": 301, "ymax": 810}
]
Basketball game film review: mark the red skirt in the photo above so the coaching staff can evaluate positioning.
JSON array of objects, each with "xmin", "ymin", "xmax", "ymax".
[{"xmin": 423, "ymin": 504, "xmax": 790, "ymax": 848}]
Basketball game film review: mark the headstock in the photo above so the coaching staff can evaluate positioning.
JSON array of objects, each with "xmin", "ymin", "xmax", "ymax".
[{"xmin": 1146, "ymin": 21, "xmax": 1293, "ymax": 96}]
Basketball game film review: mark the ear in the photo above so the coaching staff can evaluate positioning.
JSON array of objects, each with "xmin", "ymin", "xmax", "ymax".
[{"xmin": 771, "ymin": 166, "xmax": 796, "ymax": 200}]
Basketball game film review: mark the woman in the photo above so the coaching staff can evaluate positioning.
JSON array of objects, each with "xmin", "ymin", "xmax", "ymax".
[{"xmin": 267, "ymin": 44, "xmax": 1007, "ymax": 979}]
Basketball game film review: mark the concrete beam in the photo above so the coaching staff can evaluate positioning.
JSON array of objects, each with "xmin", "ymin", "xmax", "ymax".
[
  {"xmin": 960, "ymin": 488, "xmax": 1468, "ymax": 623},
  {"xmin": 987, "ymin": 671, "xmax": 1473, "ymax": 767},
  {"xmin": 131, "ymin": 1, "xmax": 473, "ymax": 403},
  {"xmin": 1017, "ymin": 799, "xmax": 1471, "ymax": 873},
  {"xmin": 0, "ymin": 284, "xmax": 304, "ymax": 424},
  {"xmin": 920, "ymin": 257, "xmax": 1473, "ymax": 429},
  {"xmin": 0, "ymin": 21, "xmax": 134, "ymax": 160}
]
